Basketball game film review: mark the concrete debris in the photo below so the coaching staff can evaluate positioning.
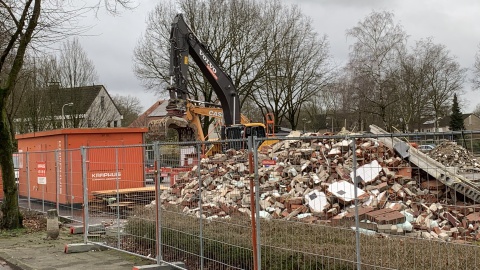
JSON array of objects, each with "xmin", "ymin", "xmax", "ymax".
[
  {"xmin": 158, "ymin": 131, "xmax": 480, "ymax": 243},
  {"xmin": 428, "ymin": 141, "xmax": 480, "ymax": 173}
]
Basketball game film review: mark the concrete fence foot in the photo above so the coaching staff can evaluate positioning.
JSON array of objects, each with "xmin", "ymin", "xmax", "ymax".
[
  {"xmin": 132, "ymin": 262, "xmax": 186, "ymax": 270},
  {"xmin": 64, "ymin": 243, "xmax": 108, "ymax": 254}
]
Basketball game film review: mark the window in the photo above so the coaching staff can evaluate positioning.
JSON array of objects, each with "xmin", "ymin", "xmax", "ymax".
[
  {"xmin": 87, "ymin": 119, "xmax": 92, "ymax": 128},
  {"xmin": 101, "ymin": 96, "xmax": 105, "ymax": 111},
  {"xmin": 113, "ymin": 120, "xmax": 117, "ymax": 127}
]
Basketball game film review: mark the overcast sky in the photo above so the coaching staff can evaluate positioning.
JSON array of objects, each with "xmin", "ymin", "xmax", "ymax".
[{"xmin": 75, "ymin": 0, "xmax": 480, "ymax": 113}]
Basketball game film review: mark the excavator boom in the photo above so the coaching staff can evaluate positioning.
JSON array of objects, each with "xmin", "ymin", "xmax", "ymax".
[{"xmin": 147, "ymin": 13, "xmax": 274, "ymax": 151}]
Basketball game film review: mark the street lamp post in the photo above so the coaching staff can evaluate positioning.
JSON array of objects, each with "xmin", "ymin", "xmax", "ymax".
[{"xmin": 62, "ymin": 102, "xmax": 74, "ymax": 128}]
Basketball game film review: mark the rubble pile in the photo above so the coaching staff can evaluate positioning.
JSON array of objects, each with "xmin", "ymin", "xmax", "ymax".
[
  {"xmin": 428, "ymin": 141, "xmax": 480, "ymax": 173},
  {"xmin": 158, "ymin": 134, "xmax": 480, "ymax": 242}
]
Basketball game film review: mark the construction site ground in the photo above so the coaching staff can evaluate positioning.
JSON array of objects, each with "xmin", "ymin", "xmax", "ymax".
[{"xmin": 0, "ymin": 214, "xmax": 152, "ymax": 270}]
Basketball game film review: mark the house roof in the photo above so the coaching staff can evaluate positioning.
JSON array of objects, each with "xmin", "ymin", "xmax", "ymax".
[
  {"xmin": 149, "ymin": 100, "xmax": 169, "ymax": 117},
  {"xmin": 129, "ymin": 100, "xmax": 167, "ymax": 127},
  {"xmin": 44, "ymin": 85, "xmax": 104, "ymax": 115}
]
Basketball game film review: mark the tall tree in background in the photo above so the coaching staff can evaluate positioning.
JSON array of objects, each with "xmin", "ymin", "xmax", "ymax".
[
  {"xmin": 421, "ymin": 39, "xmax": 466, "ymax": 131},
  {"xmin": 346, "ymin": 11, "xmax": 407, "ymax": 130},
  {"xmin": 0, "ymin": 0, "xmax": 132, "ymax": 230},
  {"xmin": 58, "ymin": 38, "xmax": 98, "ymax": 88},
  {"xmin": 10, "ymin": 37, "xmax": 99, "ymax": 132},
  {"xmin": 112, "ymin": 94, "xmax": 142, "ymax": 126},
  {"xmin": 450, "ymin": 93, "xmax": 464, "ymax": 131},
  {"xmin": 133, "ymin": 0, "xmax": 332, "ymax": 130},
  {"xmin": 134, "ymin": 0, "xmax": 269, "ymax": 133},
  {"xmin": 251, "ymin": 3, "xmax": 333, "ymax": 130},
  {"xmin": 342, "ymin": 13, "xmax": 466, "ymax": 132},
  {"xmin": 393, "ymin": 39, "xmax": 437, "ymax": 132},
  {"xmin": 473, "ymin": 44, "xmax": 480, "ymax": 91}
]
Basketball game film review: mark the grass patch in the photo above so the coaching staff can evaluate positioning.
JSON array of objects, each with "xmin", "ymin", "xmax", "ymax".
[
  {"xmin": 0, "ymin": 227, "xmax": 27, "ymax": 238},
  {"xmin": 123, "ymin": 205, "xmax": 480, "ymax": 269}
]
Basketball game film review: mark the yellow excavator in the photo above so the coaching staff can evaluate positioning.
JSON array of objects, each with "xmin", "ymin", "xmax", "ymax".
[
  {"xmin": 147, "ymin": 13, "xmax": 277, "ymax": 155},
  {"xmin": 148, "ymin": 99, "xmax": 276, "ymax": 156}
]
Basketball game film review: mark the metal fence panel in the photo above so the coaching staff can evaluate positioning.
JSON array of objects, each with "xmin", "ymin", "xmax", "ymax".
[
  {"xmin": 82, "ymin": 145, "xmax": 158, "ymax": 261},
  {"xmin": 5, "ymin": 130, "xmax": 480, "ymax": 269},
  {"xmin": 156, "ymin": 139, "xmax": 254, "ymax": 269},
  {"xmin": 253, "ymin": 130, "xmax": 480, "ymax": 270}
]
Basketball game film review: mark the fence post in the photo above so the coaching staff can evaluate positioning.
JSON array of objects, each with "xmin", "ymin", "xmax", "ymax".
[
  {"xmin": 248, "ymin": 136, "xmax": 259, "ymax": 270},
  {"xmin": 115, "ymin": 148, "xmax": 120, "ymax": 249},
  {"xmin": 81, "ymin": 146, "xmax": 89, "ymax": 244},
  {"xmin": 197, "ymin": 143, "xmax": 204, "ymax": 270},
  {"xmin": 70, "ymin": 151, "xmax": 74, "ymax": 218},
  {"xmin": 55, "ymin": 150, "xmax": 60, "ymax": 213},
  {"xmin": 26, "ymin": 152, "xmax": 31, "ymax": 209},
  {"xmin": 253, "ymin": 136, "xmax": 262, "ymax": 270},
  {"xmin": 154, "ymin": 141, "xmax": 162, "ymax": 264},
  {"xmin": 351, "ymin": 137, "xmax": 362, "ymax": 270}
]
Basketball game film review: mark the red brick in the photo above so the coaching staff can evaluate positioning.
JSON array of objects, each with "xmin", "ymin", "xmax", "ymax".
[
  {"xmin": 288, "ymin": 197, "xmax": 303, "ymax": 205},
  {"xmin": 335, "ymin": 167, "xmax": 350, "ymax": 180},
  {"xmin": 344, "ymin": 206, "xmax": 375, "ymax": 221},
  {"xmin": 373, "ymin": 182, "xmax": 389, "ymax": 192},
  {"xmin": 374, "ymin": 211, "xmax": 405, "ymax": 225},
  {"xmin": 445, "ymin": 212, "xmax": 460, "ymax": 227},
  {"xmin": 396, "ymin": 166, "xmax": 412, "ymax": 178},
  {"xmin": 291, "ymin": 204, "xmax": 304, "ymax": 210},
  {"xmin": 331, "ymin": 214, "xmax": 344, "ymax": 226},
  {"xmin": 365, "ymin": 208, "xmax": 395, "ymax": 222},
  {"xmin": 475, "ymin": 232, "xmax": 480, "ymax": 241},
  {"xmin": 467, "ymin": 212, "xmax": 480, "ymax": 223}
]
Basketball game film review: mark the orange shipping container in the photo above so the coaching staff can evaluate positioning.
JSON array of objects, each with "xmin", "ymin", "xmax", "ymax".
[{"xmin": 15, "ymin": 128, "xmax": 147, "ymax": 205}]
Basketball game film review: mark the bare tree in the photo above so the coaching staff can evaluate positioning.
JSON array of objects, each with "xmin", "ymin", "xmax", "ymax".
[
  {"xmin": 473, "ymin": 103, "xmax": 480, "ymax": 116},
  {"xmin": 6, "ymin": 57, "xmax": 52, "ymax": 134},
  {"xmin": 473, "ymin": 44, "xmax": 480, "ymax": 91},
  {"xmin": 0, "ymin": 0, "xmax": 133, "ymax": 229},
  {"xmin": 112, "ymin": 94, "xmax": 142, "ymax": 127},
  {"xmin": 419, "ymin": 38, "xmax": 466, "ymax": 131},
  {"xmin": 134, "ymin": 0, "xmax": 274, "ymax": 134},
  {"xmin": 58, "ymin": 37, "xmax": 98, "ymax": 88},
  {"xmin": 0, "ymin": 0, "xmax": 42, "ymax": 229},
  {"xmin": 133, "ymin": 1, "xmax": 184, "ymax": 94},
  {"xmin": 134, "ymin": 0, "xmax": 332, "ymax": 132},
  {"xmin": 250, "ymin": 4, "xmax": 333, "ymax": 130},
  {"xmin": 389, "ymin": 53, "xmax": 427, "ymax": 132},
  {"xmin": 319, "ymin": 72, "xmax": 360, "ymax": 132},
  {"xmin": 346, "ymin": 11, "xmax": 407, "ymax": 130},
  {"xmin": 11, "ymin": 37, "xmax": 99, "ymax": 133}
]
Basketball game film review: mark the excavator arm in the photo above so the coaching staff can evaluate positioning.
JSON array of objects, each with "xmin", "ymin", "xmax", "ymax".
[
  {"xmin": 167, "ymin": 13, "xmax": 240, "ymax": 126},
  {"xmin": 147, "ymin": 13, "xmax": 274, "ymax": 151}
]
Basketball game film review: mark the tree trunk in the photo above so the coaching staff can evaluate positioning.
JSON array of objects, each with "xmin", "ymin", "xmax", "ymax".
[
  {"xmin": 0, "ymin": 100, "xmax": 22, "ymax": 229},
  {"xmin": 0, "ymin": 0, "xmax": 41, "ymax": 229}
]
